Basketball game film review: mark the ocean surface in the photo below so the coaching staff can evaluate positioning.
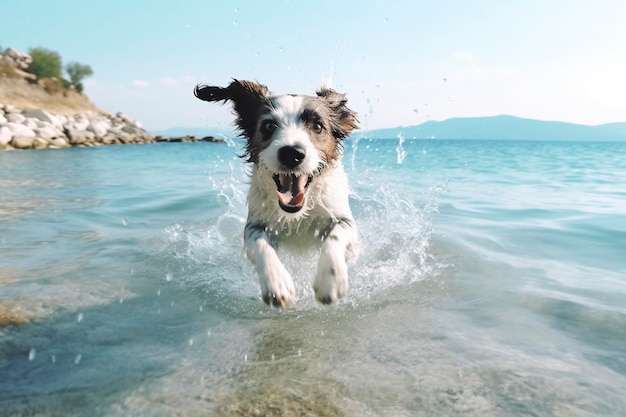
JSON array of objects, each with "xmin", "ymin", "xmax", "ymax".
[{"xmin": 1, "ymin": 138, "xmax": 625, "ymax": 416}]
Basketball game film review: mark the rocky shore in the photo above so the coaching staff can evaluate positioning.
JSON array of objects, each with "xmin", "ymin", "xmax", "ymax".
[
  {"xmin": 0, "ymin": 102, "xmax": 223, "ymax": 150},
  {"xmin": 0, "ymin": 47, "xmax": 223, "ymax": 151}
]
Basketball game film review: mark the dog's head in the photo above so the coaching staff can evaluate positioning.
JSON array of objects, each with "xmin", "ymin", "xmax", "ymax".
[{"xmin": 194, "ymin": 79, "xmax": 358, "ymax": 214}]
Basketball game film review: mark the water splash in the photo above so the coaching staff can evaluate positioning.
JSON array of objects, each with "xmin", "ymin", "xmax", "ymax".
[
  {"xmin": 396, "ymin": 131, "xmax": 407, "ymax": 164},
  {"xmin": 154, "ymin": 142, "xmax": 449, "ymax": 312}
]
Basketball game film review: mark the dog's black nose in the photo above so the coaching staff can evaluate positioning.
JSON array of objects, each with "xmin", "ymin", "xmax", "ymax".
[{"xmin": 278, "ymin": 145, "xmax": 306, "ymax": 169}]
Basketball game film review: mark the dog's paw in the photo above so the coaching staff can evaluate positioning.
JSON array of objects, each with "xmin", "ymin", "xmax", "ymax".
[
  {"xmin": 258, "ymin": 261, "xmax": 296, "ymax": 308},
  {"xmin": 313, "ymin": 253, "xmax": 349, "ymax": 305}
]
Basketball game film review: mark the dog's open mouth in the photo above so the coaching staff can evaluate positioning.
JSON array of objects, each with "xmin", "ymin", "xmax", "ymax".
[{"xmin": 273, "ymin": 173, "xmax": 313, "ymax": 213}]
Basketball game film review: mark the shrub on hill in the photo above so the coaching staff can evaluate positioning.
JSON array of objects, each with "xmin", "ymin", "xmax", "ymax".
[
  {"xmin": 27, "ymin": 47, "xmax": 62, "ymax": 79},
  {"xmin": 65, "ymin": 62, "xmax": 93, "ymax": 93}
]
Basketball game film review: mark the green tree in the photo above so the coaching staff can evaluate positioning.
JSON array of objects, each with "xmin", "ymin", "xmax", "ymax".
[
  {"xmin": 27, "ymin": 47, "xmax": 62, "ymax": 79},
  {"xmin": 65, "ymin": 62, "xmax": 93, "ymax": 93}
]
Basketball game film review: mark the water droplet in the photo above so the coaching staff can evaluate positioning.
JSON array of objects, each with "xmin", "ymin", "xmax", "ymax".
[
  {"xmin": 130, "ymin": 268, "xmax": 135, "ymax": 276},
  {"xmin": 51, "ymin": 355, "xmax": 56, "ymax": 364},
  {"xmin": 233, "ymin": 7, "xmax": 239, "ymax": 13},
  {"xmin": 29, "ymin": 348, "xmax": 36, "ymax": 361},
  {"xmin": 413, "ymin": 108, "xmax": 419, "ymax": 114},
  {"xmin": 232, "ymin": 20, "xmax": 238, "ymax": 26},
  {"xmin": 207, "ymin": 330, "xmax": 211, "ymax": 336},
  {"xmin": 271, "ymin": 354, "xmax": 275, "ymax": 361},
  {"xmin": 199, "ymin": 305, "xmax": 203, "ymax": 312},
  {"xmin": 166, "ymin": 272, "xmax": 172, "ymax": 282},
  {"xmin": 75, "ymin": 354, "xmax": 82, "ymax": 365},
  {"xmin": 396, "ymin": 131, "xmax": 407, "ymax": 164},
  {"xmin": 189, "ymin": 338, "xmax": 194, "ymax": 346},
  {"xmin": 442, "ymin": 77, "xmax": 448, "ymax": 83},
  {"xmin": 157, "ymin": 288, "xmax": 161, "ymax": 296},
  {"xmin": 244, "ymin": 354, "xmax": 248, "ymax": 361},
  {"xmin": 122, "ymin": 217, "xmax": 128, "ymax": 226},
  {"xmin": 77, "ymin": 312, "xmax": 84, "ymax": 323}
]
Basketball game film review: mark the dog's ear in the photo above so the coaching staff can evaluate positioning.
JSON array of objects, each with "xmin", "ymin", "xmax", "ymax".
[
  {"xmin": 316, "ymin": 87, "xmax": 359, "ymax": 139},
  {"xmin": 194, "ymin": 79, "xmax": 272, "ymax": 139},
  {"xmin": 194, "ymin": 79, "xmax": 270, "ymax": 104}
]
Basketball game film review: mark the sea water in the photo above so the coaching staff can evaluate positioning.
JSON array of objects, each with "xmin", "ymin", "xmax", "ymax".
[{"xmin": 0, "ymin": 138, "xmax": 625, "ymax": 416}]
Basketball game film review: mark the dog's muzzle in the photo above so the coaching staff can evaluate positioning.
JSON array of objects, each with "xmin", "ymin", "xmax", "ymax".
[{"xmin": 273, "ymin": 145, "xmax": 312, "ymax": 213}]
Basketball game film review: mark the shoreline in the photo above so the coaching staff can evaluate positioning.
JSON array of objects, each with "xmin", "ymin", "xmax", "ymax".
[{"xmin": 0, "ymin": 102, "xmax": 223, "ymax": 151}]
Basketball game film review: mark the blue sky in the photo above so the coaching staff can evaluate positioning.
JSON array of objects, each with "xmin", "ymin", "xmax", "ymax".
[{"xmin": 2, "ymin": 0, "xmax": 625, "ymax": 131}]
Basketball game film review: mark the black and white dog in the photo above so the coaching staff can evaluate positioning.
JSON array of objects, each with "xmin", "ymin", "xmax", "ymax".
[{"xmin": 194, "ymin": 79, "xmax": 359, "ymax": 307}]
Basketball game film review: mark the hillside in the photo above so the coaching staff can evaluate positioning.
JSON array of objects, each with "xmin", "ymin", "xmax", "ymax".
[
  {"xmin": 362, "ymin": 115, "xmax": 626, "ymax": 141},
  {"xmin": 0, "ymin": 77, "xmax": 104, "ymax": 115}
]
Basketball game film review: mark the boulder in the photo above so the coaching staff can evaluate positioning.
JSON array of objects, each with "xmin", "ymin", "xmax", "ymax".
[
  {"xmin": 121, "ymin": 124, "xmax": 141, "ymax": 135},
  {"xmin": 87, "ymin": 120, "xmax": 110, "ymax": 137},
  {"xmin": 34, "ymin": 126, "xmax": 63, "ymax": 140},
  {"xmin": 49, "ymin": 137, "xmax": 70, "ymax": 148},
  {"xmin": 66, "ymin": 115, "xmax": 90, "ymax": 131},
  {"xmin": 65, "ymin": 128, "xmax": 95, "ymax": 145},
  {"xmin": 4, "ymin": 48, "xmax": 32, "ymax": 70},
  {"xmin": 22, "ymin": 108, "xmax": 53, "ymax": 124},
  {"xmin": 10, "ymin": 136, "xmax": 35, "ymax": 149},
  {"xmin": 0, "ymin": 126, "xmax": 13, "ymax": 145},
  {"xmin": 6, "ymin": 113, "xmax": 26, "ymax": 124},
  {"xmin": 32, "ymin": 137, "xmax": 50, "ymax": 150},
  {"xmin": 24, "ymin": 118, "xmax": 38, "ymax": 130},
  {"xmin": 5, "ymin": 122, "xmax": 35, "ymax": 138}
]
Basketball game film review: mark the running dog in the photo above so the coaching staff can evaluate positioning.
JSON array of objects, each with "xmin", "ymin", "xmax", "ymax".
[{"xmin": 194, "ymin": 79, "xmax": 359, "ymax": 307}]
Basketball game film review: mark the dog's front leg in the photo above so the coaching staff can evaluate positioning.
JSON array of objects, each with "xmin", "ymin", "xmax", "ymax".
[
  {"xmin": 314, "ymin": 218, "xmax": 358, "ymax": 304},
  {"xmin": 244, "ymin": 223, "xmax": 296, "ymax": 307}
]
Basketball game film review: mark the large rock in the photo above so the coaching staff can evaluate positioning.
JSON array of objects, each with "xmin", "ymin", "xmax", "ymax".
[
  {"xmin": 10, "ymin": 136, "xmax": 35, "ymax": 149},
  {"xmin": 34, "ymin": 126, "xmax": 63, "ymax": 140},
  {"xmin": 49, "ymin": 137, "xmax": 70, "ymax": 148},
  {"xmin": 5, "ymin": 122, "xmax": 35, "ymax": 138},
  {"xmin": 65, "ymin": 128, "xmax": 95, "ymax": 145},
  {"xmin": 66, "ymin": 116, "xmax": 90, "ymax": 131},
  {"xmin": 87, "ymin": 120, "xmax": 110, "ymax": 137},
  {"xmin": 0, "ymin": 126, "xmax": 12, "ymax": 145},
  {"xmin": 32, "ymin": 137, "xmax": 50, "ymax": 150},
  {"xmin": 4, "ymin": 48, "xmax": 32, "ymax": 70},
  {"xmin": 22, "ymin": 108, "xmax": 53, "ymax": 124},
  {"xmin": 6, "ymin": 113, "xmax": 26, "ymax": 124}
]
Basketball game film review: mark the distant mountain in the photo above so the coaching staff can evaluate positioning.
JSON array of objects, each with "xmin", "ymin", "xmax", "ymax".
[
  {"xmin": 360, "ymin": 115, "xmax": 626, "ymax": 141},
  {"xmin": 597, "ymin": 122, "xmax": 626, "ymax": 137},
  {"xmin": 154, "ymin": 116, "xmax": 626, "ymax": 142}
]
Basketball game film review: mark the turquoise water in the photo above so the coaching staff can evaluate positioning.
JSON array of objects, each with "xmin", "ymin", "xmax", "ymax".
[{"xmin": 1, "ymin": 139, "xmax": 625, "ymax": 416}]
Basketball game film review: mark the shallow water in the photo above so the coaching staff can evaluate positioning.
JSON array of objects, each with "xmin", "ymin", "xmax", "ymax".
[{"xmin": 1, "ymin": 139, "xmax": 625, "ymax": 416}]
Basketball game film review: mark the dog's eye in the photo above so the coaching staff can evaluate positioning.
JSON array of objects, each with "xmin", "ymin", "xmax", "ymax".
[
  {"xmin": 261, "ymin": 120, "xmax": 278, "ymax": 136},
  {"xmin": 312, "ymin": 122, "xmax": 323, "ymax": 134}
]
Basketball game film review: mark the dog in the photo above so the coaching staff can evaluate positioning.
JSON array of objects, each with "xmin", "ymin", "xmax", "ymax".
[{"xmin": 194, "ymin": 79, "xmax": 359, "ymax": 307}]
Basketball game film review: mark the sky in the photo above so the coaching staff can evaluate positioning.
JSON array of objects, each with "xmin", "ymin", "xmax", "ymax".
[{"xmin": 2, "ymin": 0, "xmax": 625, "ymax": 132}]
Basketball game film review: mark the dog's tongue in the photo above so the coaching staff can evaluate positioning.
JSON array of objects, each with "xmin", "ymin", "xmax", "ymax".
[{"xmin": 276, "ymin": 173, "xmax": 307, "ymax": 207}]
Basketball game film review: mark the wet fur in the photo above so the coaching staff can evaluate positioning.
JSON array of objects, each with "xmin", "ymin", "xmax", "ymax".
[{"xmin": 194, "ymin": 79, "xmax": 359, "ymax": 307}]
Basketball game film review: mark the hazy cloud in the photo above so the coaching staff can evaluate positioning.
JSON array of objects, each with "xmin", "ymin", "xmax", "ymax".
[
  {"xmin": 454, "ymin": 52, "xmax": 474, "ymax": 62},
  {"xmin": 131, "ymin": 80, "xmax": 150, "ymax": 88}
]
